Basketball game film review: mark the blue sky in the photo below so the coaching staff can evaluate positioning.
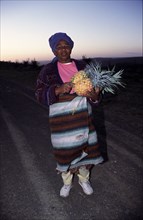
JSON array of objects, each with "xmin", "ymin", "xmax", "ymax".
[{"xmin": 1, "ymin": 0, "xmax": 142, "ymax": 62}]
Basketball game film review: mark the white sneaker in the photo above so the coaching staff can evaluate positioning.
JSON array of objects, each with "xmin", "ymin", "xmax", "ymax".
[
  {"xmin": 79, "ymin": 181, "xmax": 93, "ymax": 195},
  {"xmin": 60, "ymin": 184, "xmax": 72, "ymax": 197}
]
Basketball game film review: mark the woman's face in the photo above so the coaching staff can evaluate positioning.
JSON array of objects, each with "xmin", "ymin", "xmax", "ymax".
[{"xmin": 54, "ymin": 40, "xmax": 72, "ymax": 63}]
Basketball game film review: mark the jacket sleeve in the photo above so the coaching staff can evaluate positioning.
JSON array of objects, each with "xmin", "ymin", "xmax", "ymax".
[{"xmin": 35, "ymin": 65, "xmax": 59, "ymax": 106}]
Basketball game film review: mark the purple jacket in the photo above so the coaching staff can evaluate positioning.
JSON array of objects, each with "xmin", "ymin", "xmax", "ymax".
[{"xmin": 35, "ymin": 59, "xmax": 86, "ymax": 106}]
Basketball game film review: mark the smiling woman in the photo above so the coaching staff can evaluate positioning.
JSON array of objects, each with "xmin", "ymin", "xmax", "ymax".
[
  {"xmin": 35, "ymin": 32, "xmax": 104, "ymax": 198},
  {"xmin": 53, "ymin": 41, "xmax": 72, "ymax": 63}
]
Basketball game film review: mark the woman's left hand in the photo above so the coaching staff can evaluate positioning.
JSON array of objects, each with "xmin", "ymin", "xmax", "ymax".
[{"xmin": 85, "ymin": 87, "xmax": 100, "ymax": 101}]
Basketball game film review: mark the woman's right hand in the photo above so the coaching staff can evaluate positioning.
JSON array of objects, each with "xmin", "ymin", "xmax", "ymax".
[{"xmin": 55, "ymin": 82, "xmax": 72, "ymax": 95}]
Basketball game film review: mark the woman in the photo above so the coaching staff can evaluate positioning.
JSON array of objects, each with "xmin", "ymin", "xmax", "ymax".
[{"xmin": 35, "ymin": 32, "xmax": 104, "ymax": 197}]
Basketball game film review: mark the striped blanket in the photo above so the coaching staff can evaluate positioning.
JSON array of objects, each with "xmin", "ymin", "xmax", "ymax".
[{"xmin": 49, "ymin": 94, "xmax": 103, "ymax": 172}]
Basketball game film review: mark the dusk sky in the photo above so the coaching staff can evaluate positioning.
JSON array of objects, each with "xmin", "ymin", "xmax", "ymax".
[{"xmin": 1, "ymin": 0, "xmax": 142, "ymax": 63}]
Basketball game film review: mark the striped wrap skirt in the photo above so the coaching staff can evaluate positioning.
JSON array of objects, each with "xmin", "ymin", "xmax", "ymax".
[{"xmin": 49, "ymin": 94, "xmax": 103, "ymax": 172}]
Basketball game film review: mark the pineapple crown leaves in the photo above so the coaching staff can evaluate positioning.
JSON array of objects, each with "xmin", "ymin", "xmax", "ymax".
[{"xmin": 84, "ymin": 62, "xmax": 125, "ymax": 94}]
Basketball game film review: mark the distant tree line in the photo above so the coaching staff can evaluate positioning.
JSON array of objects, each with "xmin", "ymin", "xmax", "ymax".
[
  {"xmin": 0, "ymin": 57, "xmax": 142, "ymax": 78},
  {"xmin": 0, "ymin": 59, "xmax": 41, "ymax": 71}
]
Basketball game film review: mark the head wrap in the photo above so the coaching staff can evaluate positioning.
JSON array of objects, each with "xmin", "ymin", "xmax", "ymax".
[{"xmin": 49, "ymin": 32, "xmax": 74, "ymax": 52}]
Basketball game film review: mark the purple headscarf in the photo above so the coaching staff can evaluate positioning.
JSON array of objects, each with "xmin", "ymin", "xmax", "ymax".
[{"xmin": 49, "ymin": 32, "xmax": 74, "ymax": 52}]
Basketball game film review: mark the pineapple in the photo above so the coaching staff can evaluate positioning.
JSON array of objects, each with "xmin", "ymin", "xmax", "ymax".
[
  {"xmin": 73, "ymin": 78, "xmax": 93, "ymax": 96},
  {"xmin": 71, "ymin": 70, "xmax": 94, "ymax": 96},
  {"xmin": 71, "ymin": 70, "xmax": 88, "ymax": 84},
  {"xmin": 71, "ymin": 62, "xmax": 124, "ymax": 96}
]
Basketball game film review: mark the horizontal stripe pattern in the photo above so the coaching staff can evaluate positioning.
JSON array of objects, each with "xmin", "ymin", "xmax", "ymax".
[
  {"xmin": 50, "ymin": 128, "xmax": 89, "ymax": 149},
  {"xmin": 49, "ymin": 95, "xmax": 87, "ymax": 117},
  {"xmin": 49, "ymin": 95, "xmax": 103, "ymax": 172},
  {"xmin": 49, "ymin": 111, "xmax": 89, "ymax": 133}
]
